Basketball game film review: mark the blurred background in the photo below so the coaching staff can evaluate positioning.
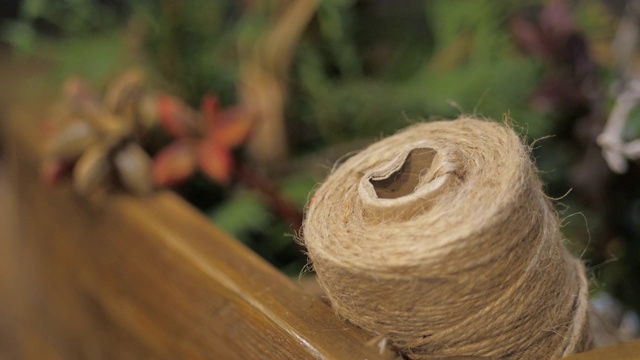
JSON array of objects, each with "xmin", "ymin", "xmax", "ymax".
[{"xmin": 2, "ymin": 0, "xmax": 640, "ymax": 349}]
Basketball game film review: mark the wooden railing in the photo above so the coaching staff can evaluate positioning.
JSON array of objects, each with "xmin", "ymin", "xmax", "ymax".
[
  {"xmin": 0, "ymin": 56, "xmax": 638, "ymax": 360},
  {"xmin": 1, "ymin": 100, "xmax": 396, "ymax": 358}
]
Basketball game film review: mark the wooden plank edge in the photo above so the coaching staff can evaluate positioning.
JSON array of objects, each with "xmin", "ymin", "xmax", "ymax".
[{"xmin": 4, "ymin": 98, "xmax": 396, "ymax": 359}]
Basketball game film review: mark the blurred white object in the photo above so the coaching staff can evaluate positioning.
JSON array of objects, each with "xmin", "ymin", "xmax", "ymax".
[
  {"xmin": 590, "ymin": 292, "xmax": 640, "ymax": 348},
  {"xmin": 599, "ymin": 1, "xmax": 640, "ymax": 173}
]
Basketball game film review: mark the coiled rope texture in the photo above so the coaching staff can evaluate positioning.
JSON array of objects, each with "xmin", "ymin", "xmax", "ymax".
[{"xmin": 303, "ymin": 118, "xmax": 590, "ymax": 359}]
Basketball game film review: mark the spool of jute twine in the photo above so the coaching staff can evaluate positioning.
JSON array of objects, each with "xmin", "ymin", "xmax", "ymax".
[{"xmin": 303, "ymin": 118, "xmax": 590, "ymax": 359}]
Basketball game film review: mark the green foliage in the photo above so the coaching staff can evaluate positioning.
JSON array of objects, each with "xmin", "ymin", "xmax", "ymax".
[
  {"xmin": 2, "ymin": 20, "xmax": 37, "ymax": 52},
  {"xmin": 52, "ymin": 32, "xmax": 129, "ymax": 85},
  {"xmin": 209, "ymin": 173, "xmax": 318, "ymax": 276},
  {"xmin": 2, "ymin": 0, "xmax": 128, "ymax": 88},
  {"xmin": 3, "ymin": 0, "xmax": 120, "ymax": 52},
  {"xmin": 296, "ymin": 0, "xmax": 548, "ymax": 142},
  {"xmin": 132, "ymin": 1, "xmax": 243, "ymax": 105},
  {"xmin": 210, "ymin": 191, "xmax": 272, "ymax": 237},
  {"xmin": 279, "ymin": 173, "xmax": 319, "ymax": 208},
  {"xmin": 209, "ymin": 191, "xmax": 302, "ymax": 275},
  {"xmin": 573, "ymin": 0, "xmax": 615, "ymax": 42},
  {"xmin": 316, "ymin": 0, "xmax": 362, "ymax": 78}
]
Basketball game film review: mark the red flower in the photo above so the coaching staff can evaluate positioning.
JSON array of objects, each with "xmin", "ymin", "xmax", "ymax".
[{"xmin": 153, "ymin": 94, "xmax": 253, "ymax": 186}]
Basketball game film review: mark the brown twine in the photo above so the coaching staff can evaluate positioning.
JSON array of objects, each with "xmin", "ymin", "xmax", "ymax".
[{"xmin": 303, "ymin": 118, "xmax": 591, "ymax": 359}]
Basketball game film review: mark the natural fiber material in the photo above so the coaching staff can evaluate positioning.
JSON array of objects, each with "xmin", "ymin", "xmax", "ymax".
[{"xmin": 303, "ymin": 118, "xmax": 590, "ymax": 359}]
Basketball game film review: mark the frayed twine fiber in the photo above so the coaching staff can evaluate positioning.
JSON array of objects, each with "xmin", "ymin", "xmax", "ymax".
[{"xmin": 303, "ymin": 118, "xmax": 590, "ymax": 359}]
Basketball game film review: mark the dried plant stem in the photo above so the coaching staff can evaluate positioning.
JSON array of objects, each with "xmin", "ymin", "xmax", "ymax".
[
  {"xmin": 240, "ymin": 0, "xmax": 319, "ymax": 163},
  {"xmin": 598, "ymin": 79, "xmax": 640, "ymax": 173},
  {"xmin": 235, "ymin": 164, "xmax": 303, "ymax": 233},
  {"xmin": 159, "ymin": 0, "xmax": 183, "ymax": 82},
  {"xmin": 599, "ymin": 1, "xmax": 640, "ymax": 173}
]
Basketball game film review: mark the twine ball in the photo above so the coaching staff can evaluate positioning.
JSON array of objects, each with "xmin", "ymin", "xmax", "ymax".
[{"xmin": 303, "ymin": 118, "xmax": 590, "ymax": 359}]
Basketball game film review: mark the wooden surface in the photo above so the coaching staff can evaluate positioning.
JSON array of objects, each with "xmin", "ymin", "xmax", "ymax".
[
  {"xmin": 0, "ymin": 54, "xmax": 395, "ymax": 359},
  {"xmin": 567, "ymin": 339, "xmax": 640, "ymax": 360},
  {"xmin": 0, "ymin": 161, "xmax": 24, "ymax": 359}
]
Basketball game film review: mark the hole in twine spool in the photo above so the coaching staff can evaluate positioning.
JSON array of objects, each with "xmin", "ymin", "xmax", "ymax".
[
  {"xmin": 359, "ymin": 144, "xmax": 450, "ymax": 211},
  {"xmin": 370, "ymin": 148, "xmax": 436, "ymax": 199}
]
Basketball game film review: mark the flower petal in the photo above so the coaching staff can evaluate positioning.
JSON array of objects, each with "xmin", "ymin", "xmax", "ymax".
[
  {"xmin": 152, "ymin": 141, "xmax": 198, "ymax": 186},
  {"xmin": 211, "ymin": 107, "xmax": 253, "ymax": 149},
  {"xmin": 62, "ymin": 76, "xmax": 101, "ymax": 117},
  {"xmin": 103, "ymin": 68, "xmax": 146, "ymax": 115},
  {"xmin": 73, "ymin": 142, "xmax": 111, "ymax": 195},
  {"xmin": 41, "ymin": 158, "xmax": 75, "ymax": 186},
  {"xmin": 46, "ymin": 120, "xmax": 98, "ymax": 160},
  {"xmin": 157, "ymin": 95, "xmax": 202, "ymax": 138},
  {"xmin": 198, "ymin": 138, "xmax": 233, "ymax": 185},
  {"xmin": 200, "ymin": 94, "xmax": 220, "ymax": 128},
  {"xmin": 114, "ymin": 142, "xmax": 154, "ymax": 195}
]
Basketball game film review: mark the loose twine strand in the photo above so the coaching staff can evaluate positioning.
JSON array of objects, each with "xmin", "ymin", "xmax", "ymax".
[{"xmin": 303, "ymin": 118, "xmax": 590, "ymax": 359}]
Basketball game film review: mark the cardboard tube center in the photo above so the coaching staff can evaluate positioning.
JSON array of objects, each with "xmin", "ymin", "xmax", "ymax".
[{"xmin": 370, "ymin": 148, "xmax": 437, "ymax": 199}]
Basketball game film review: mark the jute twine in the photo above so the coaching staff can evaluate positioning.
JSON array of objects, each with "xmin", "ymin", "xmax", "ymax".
[{"xmin": 303, "ymin": 118, "xmax": 590, "ymax": 359}]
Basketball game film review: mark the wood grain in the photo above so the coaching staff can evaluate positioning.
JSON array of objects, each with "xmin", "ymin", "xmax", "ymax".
[{"xmin": 565, "ymin": 339, "xmax": 640, "ymax": 360}]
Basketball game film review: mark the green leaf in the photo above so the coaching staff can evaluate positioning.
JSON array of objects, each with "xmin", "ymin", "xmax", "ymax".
[
  {"xmin": 279, "ymin": 173, "xmax": 319, "ymax": 208},
  {"xmin": 2, "ymin": 21, "xmax": 37, "ymax": 53},
  {"xmin": 208, "ymin": 191, "xmax": 272, "ymax": 238},
  {"xmin": 22, "ymin": 0, "xmax": 47, "ymax": 19}
]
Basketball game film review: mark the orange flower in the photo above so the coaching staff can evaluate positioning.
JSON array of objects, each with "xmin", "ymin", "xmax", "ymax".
[{"xmin": 153, "ymin": 94, "xmax": 253, "ymax": 186}]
